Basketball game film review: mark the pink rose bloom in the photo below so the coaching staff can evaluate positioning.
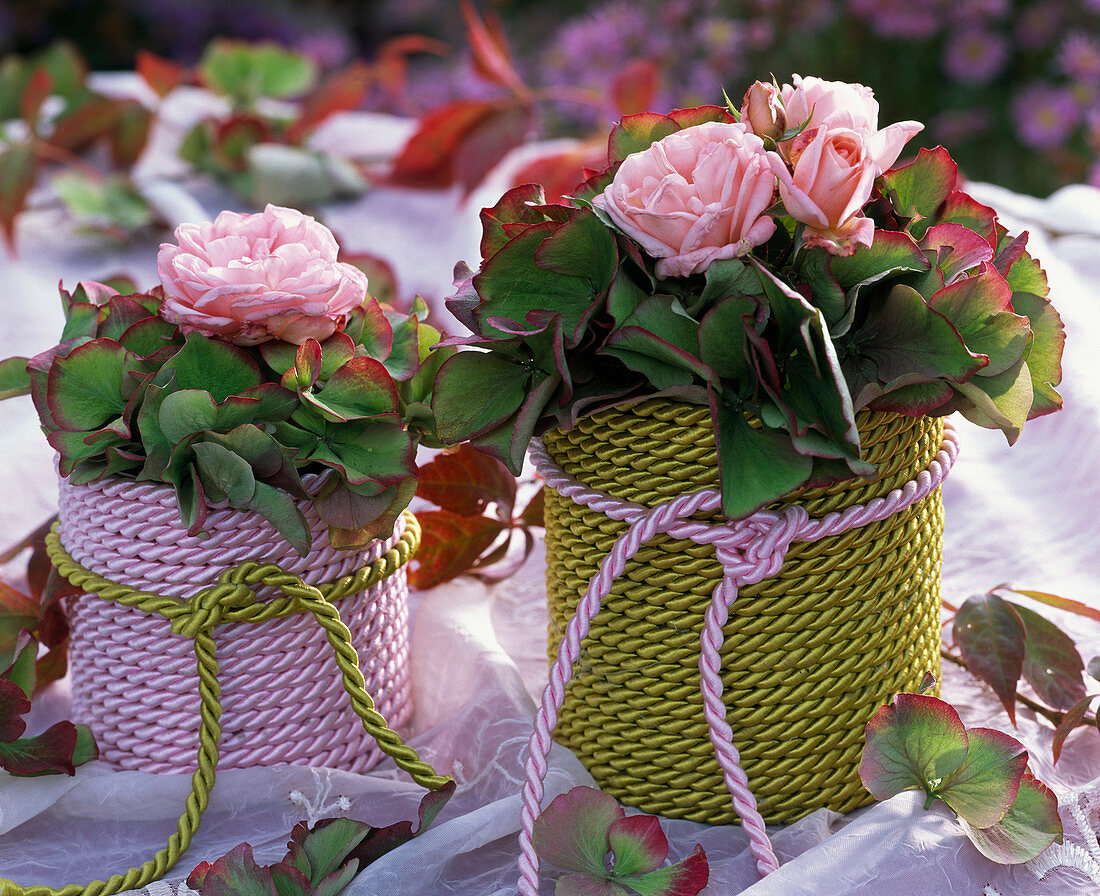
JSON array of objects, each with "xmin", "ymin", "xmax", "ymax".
[
  {"xmin": 770, "ymin": 126, "xmax": 876, "ymax": 256},
  {"xmin": 778, "ymin": 74, "xmax": 923, "ymax": 172},
  {"xmin": 157, "ymin": 204, "xmax": 368, "ymax": 346},
  {"xmin": 593, "ymin": 121, "xmax": 779, "ymax": 279}
]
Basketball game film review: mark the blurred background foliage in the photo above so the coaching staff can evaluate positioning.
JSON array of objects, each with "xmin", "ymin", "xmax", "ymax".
[{"xmin": 1, "ymin": 0, "xmax": 1098, "ymax": 197}]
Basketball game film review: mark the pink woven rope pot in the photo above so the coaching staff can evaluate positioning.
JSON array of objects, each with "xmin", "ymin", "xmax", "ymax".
[{"xmin": 57, "ymin": 475, "xmax": 415, "ymax": 775}]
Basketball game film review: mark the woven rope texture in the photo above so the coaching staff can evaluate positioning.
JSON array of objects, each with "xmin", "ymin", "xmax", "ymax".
[
  {"xmin": 58, "ymin": 476, "xmax": 413, "ymax": 774},
  {"xmin": 541, "ymin": 401, "xmax": 945, "ymax": 826}
]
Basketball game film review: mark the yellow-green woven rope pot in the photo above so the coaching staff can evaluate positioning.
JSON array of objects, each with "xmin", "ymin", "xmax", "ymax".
[{"xmin": 543, "ymin": 399, "xmax": 944, "ymax": 825}]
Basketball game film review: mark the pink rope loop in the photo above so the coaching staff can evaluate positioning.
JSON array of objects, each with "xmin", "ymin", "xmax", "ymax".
[{"xmin": 518, "ymin": 422, "xmax": 959, "ymax": 894}]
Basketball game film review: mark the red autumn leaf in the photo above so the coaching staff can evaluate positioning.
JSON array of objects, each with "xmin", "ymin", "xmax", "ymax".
[
  {"xmin": 461, "ymin": 0, "xmax": 527, "ymax": 96},
  {"xmin": 389, "ymin": 98, "xmax": 532, "ymax": 193},
  {"xmin": 0, "ymin": 582, "xmax": 39, "ymax": 660},
  {"xmin": 372, "ymin": 34, "xmax": 450, "ymax": 102},
  {"xmin": 20, "ymin": 68, "xmax": 53, "ymax": 133},
  {"xmin": 409, "ymin": 509, "xmax": 507, "ymax": 589},
  {"xmin": 612, "ymin": 58, "xmax": 659, "ymax": 117},
  {"xmin": 136, "ymin": 50, "xmax": 190, "ymax": 98},
  {"xmin": 954, "ymin": 592, "xmax": 1026, "ymax": 726},
  {"xmin": 48, "ymin": 95, "xmax": 125, "ymax": 152},
  {"xmin": 285, "ymin": 62, "xmax": 374, "ymax": 145},
  {"xmin": 1052, "ymin": 694, "xmax": 1096, "ymax": 764},
  {"xmin": 509, "ymin": 138, "xmax": 607, "ymax": 203},
  {"xmin": 1004, "ymin": 587, "xmax": 1100, "ymax": 624},
  {"xmin": 108, "ymin": 100, "xmax": 153, "ymax": 167},
  {"xmin": 519, "ymin": 485, "xmax": 545, "ymax": 528},
  {"xmin": 417, "ymin": 444, "xmax": 517, "ymax": 517},
  {"xmin": 0, "ymin": 145, "xmax": 36, "ymax": 250}
]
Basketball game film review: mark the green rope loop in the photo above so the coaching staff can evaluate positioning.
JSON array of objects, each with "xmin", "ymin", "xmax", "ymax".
[{"xmin": 2, "ymin": 511, "xmax": 450, "ymax": 896}]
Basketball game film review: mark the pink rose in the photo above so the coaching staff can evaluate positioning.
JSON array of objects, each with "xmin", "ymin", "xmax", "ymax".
[
  {"xmin": 740, "ymin": 80, "xmax": 786, "ymax": 142},
  {"xmin": 779, "ymin": 74, "xmax": 923, "ymax": 172},
  {"xmin": 157, "ymin": 204, "xmax": 368, "ymax": 346},
  {"xmin": 593, "ymin": 121, "xmax": 779, "ymax": 279},
  {"xmin": 770, "ymin": 126, "xmax": 876, "ymax": 256}
]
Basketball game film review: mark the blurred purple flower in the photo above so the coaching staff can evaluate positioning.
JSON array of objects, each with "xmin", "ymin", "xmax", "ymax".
[
  {"xmin": 930, "ymin": 108, "xmax": 994, "ymax": 144},
  {"xmin": 946, "ymin": 0, "xmax": 1009, "ymax": 21},
  {"xmin": 1015, "ymin": 2, "xmax": 1064, "ymax": 51},
  {"xmin": 295, "ymin": 30, "xmax": 354, "ymax": 69},
  {"xmin": 1059, "ymin": 33, "xmax": 1100, "ymax": 84},
  {"xmin": 846, "ymin": 0, "xmax": 943, "ymax": 39},
  {"xmin": 1013, "ymin": 83, "xmax": 1083, "ymax": 149},
  {"xmin": 944, "ymin": 29, "xmax": 1009, "ymax": 85}
]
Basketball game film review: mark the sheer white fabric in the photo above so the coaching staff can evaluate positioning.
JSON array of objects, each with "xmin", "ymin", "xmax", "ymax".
[{"xmin": 0, "ymin": 101, "xmax": 1098, "ymax": 895}]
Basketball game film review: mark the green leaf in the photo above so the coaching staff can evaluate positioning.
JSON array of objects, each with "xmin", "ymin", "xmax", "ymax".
[
  {"xmin": 2, "ymin": 634, "xmax": 38, "ymax": 700},
  {"xmin": 199, "ymin": 41, "xmax": 317, "ymax": 104},
  {"xmin": 186, "ymin": 843, "xmax": 280, "ymax": 896},
  {"xmin": 474, "ymin": 214, "xmax": 614, "ymax": 348},
  {"xmin": 192, "ymin": 441, "xmax": 257, "ymax": 506},
  {"xmin": 698, "ymin": 296, "xmax": 759, "ymax": 384},
  {"xmin": 615, "ymin": 844, "xmax": 709, "ymax": 896},
  {"xmin": 936, "ymin": 727, "xmax": 1029, "ymax": 828},
  {"xmin": 46, "ymin": 339, "xmax": 131, "ymax": 431},
  {"xmin": 859, "ymin": 693, "xmax": 970, "ymax": 801},
  {"xmin": 533, "ymin": 786, "xmax": 624, "ymax": 877},
  {"xmin": 309, "ymin": 421, "xmax": 415, "ymax": 487},
  {"xmin": 959, "ymin": 772, "xmax": 1063, "ymax": 864},
  {"xmin": 158, "ymin": 334, "xmax": 263, "ymax": 400},
  {"xmin": 305, "ymin": 357, "xmax": 400, "ymax": 423},
  {"xmin": 880, "ymin": 147, "xmax": 958, "ymax": 239},
  {"xmin": 952, "ymin": 358, "xmax": 1034, "ymax": 444},
  {"xmin": 431, "ymin": 351, "xmax": 531, "ymax": 444},
  {"xmin": 852, "ymin": 284, "xmax": 985, "ymax": 386},
  {"xmin": 249, "ymin": 482, "xmax": 311, "ymax": 556},
  {"xmin": 712, "ymin": 402, "xmax": 813, "ymax": 519},
  {"xmin": 953, "ymin": 593, "xmax": 1026, "ymax": 726},
  {"xmin": 0, "ymin": 356, "xmax": 31, "ymax": 399},
  {"xmin": 1010, "ymin": 290, "xmax": 1064, "ymax": 418},
  {"xmin": 1009, "ymin": 602, "xmax": 1087, "ymax": 711}
]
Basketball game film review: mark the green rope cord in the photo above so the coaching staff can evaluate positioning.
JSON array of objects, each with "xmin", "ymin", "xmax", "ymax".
[
  {"xmin": 2, "ymin": 511, "xmax": 450, "ymax": 896},
  {"xmin": 543, "ymin": 405, "xmax": 946, "ymax": 825}
]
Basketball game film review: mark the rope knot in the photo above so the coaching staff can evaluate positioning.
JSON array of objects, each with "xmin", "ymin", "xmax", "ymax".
[
  {"xmin": 714, "ymin": 506, "xmax": 811, "ymax": 587},
  {"xmin": 170, "ymin": 580, "xmax": 259, "ymax": 638}
]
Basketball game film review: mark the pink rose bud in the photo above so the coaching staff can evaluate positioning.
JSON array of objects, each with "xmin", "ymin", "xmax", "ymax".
[
  {"xmin": 592, "ymin": 121, "xmax": 779, "ymax": 279},
  {"xmin": 741, "ymin": 80, "xmax": 786, "ymax": 142},
  {"xmin": 780, "ymin": 74, "xmax": 923, "ymax": 172},
  {"xmin": 770, "ymin": 126, "xmax": 877, "ymax": 256},
  {"xmin": 157, "ymin": 204, "xmax": 368, "ymax": 346}
]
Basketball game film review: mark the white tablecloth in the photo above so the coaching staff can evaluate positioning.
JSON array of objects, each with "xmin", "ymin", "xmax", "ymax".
[{"xmin": 0, "ymin": 105, "xmax": 1098, "ymax": 896}]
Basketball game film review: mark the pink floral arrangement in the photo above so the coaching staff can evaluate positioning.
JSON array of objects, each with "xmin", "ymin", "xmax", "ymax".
[
  {"xmin": 2, "ymin": 205, "xmax": 452, "ymax": 552},
  {"xmin": 431, "ymin": 74, "xmax": 1065, "ymax": 518}
]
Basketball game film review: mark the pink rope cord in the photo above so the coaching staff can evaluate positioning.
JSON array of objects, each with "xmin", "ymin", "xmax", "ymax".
[
  {"xmin": 517, "ymin": 422, "xmax": 959, "ymax": 894},
  {"xmin": 58, "ymin": 476, "xmax": 413, "ymax": 775}
]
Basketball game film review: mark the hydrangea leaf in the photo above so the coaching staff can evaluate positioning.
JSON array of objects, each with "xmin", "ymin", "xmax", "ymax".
[
  {"xmin": 608, "ymin": 815, "xmax": 667, "ymax": 876},
  {"xmin": 711, "ymin": 398, "xmax": 814, "ymax": 520},
  {"xmin": 192, "ymin": 441, "xmax": 257, "ymax": 507},
  {"xmin": 952, "ymin": 358, "xmax": 1033, "ymax": 444},
  {"xmin": 158, "ymin": 386, "xmax": 297, "ymax": 445},
  {"xmin": 431, "ymin": 351, "xmax": 533, "ymax": 446},
  {"xmin": 1010, "ymin": 602, "xmax": 1087, "ymax": 711},
  {"xmin": 158, "ymin": 333, "xmax": 263, "ymax": 400},
  {"xmin": 199, "ymin": 41, "xmax": 317, "ymax": 102},
  {"xmin": 698, "ymin": 296, "xmax": 760, "ymax": 383},
  {"xmin": 920, "ymin": 223, "xmax": 994, "ymax": 285},
  {"xmin": 1010, "ymin": 290, "xmax": 1065, "ymax": 418},
  {"xmin": 936, "ymin": 727, "xmax": 1029, "ymax": 828},
  {"xmin": 304, "ymin": 357, "xmax": 399, "ymax": 423},
  {"xmin": 45, "ymin": 339, "xmax": 132, "ymax": 431},
  {"xmin": 533, "ymin": 786, "xmax": 625, "ymax": 877},
  {"xmin": 307, "ymin": 420, "xmax": 415, "ymax": 487},
  {"xmin": 851, "ymin": 284, "xmax": 985, "ymax": 384},
  {"xmin": 248, "ymin": 482, "xmax": 311, "ymax": 556},
  {"xmin": 294, "ymin": 339, "xmax": 322, "ymax": 391},
  {"xmin": 613, "ymin": 843, "xmax": 709, "ymax": 896},
  {"xmin": 381, "ymin": 309, "xmax": 420, "ymax": 382},
  {"xmin": 796, "ymin": 250, "xmax": 847, "ymax": 326},
  {"xmin": 284, "ymin": 817, "xmax": 370, "ymax": 886},
  {"xmin": 953, "ymin": 592, "xmax": 1026, "ymax": 725},
  {"xmin": 959, "ymin": 772, "xmax": 1062, "ymax": 864},
  {"xmin": 607, "ymin": 113, "xmax": 684, "ymax": 166},
  {"xmin": 479, "ymin": 183, "xmax": 559, "ymax": 258},
  {"xmin": 831, "ymin": 229, "xmax": 930, "ymax": 292},
  {"xmin": 859, "ymin": 693, "xmax": 970, "ymax": 801},
  {"xmin": 187, "ymin": 843, "xmax": 281, "ymax": 896},
  {"xmin": 469, "ymin": 369, "xmax": 562, "ymax": 473},
  {"xmin": 0, "ymin": 356, "xmax": 30, "ymax": 399},
  {"xmin": 997, "ymin": 237, "xmax": 1049, "ymax": 298},
  {"xmin": 880, "ymin": 147, "xmax": 958, "ymax": 238},
  {"xmin": 602, "ymin": 299, "xmax": 714, "ymax": 390},
  {"xmin": 936, "ymin": 190, "xmax": 998, "ymax": 247}
]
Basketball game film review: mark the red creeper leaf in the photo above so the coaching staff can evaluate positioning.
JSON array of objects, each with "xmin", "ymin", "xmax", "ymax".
[
  {"xmin": 954, "ymin": 593, "xmax": 1026, "ymax": 726},
  {"xmin": 136, "ymin": 50, "xmax": 189, "ymax": 97},
  {"xmin": 417, "ymin": 444, "xmax": 517, "ymax": 517}
]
